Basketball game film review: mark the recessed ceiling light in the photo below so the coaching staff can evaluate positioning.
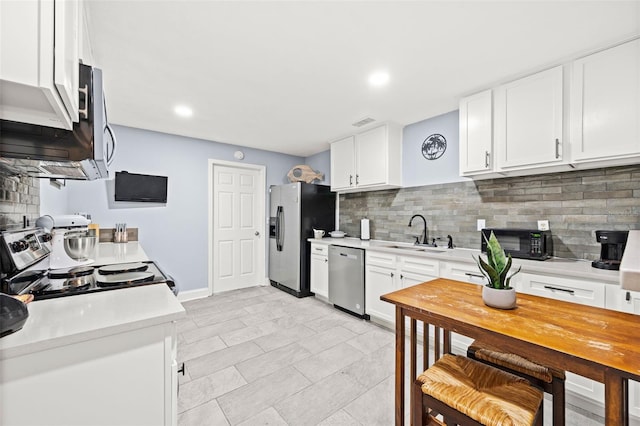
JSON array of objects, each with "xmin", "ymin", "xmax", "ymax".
[
  {"xmin": 174, "ymin": 105, "xmax": 193, "ymax": 117},
  {"xmin": 369, "ymin": 71, "xmax": 390, "ymax": 87}
]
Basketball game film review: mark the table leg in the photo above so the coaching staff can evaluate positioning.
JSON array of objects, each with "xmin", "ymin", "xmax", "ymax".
[
  {"xmin": 604, "ymin": 370, "xmax": 628, "ymax": 426},
  {"xmin": 395, "ymin": 307, "xmax": 406, "ymax": 426},
  {"xmin": 410, "ymin": 319, "xmax": 417, "ymax": 381},
  {"xmin": 434, "ymin": 326, "xmax": 441, "ymax": 361},
  {"xmin": 422, "ymin": 321, "xmax": 429, "ymax": 371},
  {"xmin": 443, "ymin": 329, "xmax": 451, "ymax": 354}
]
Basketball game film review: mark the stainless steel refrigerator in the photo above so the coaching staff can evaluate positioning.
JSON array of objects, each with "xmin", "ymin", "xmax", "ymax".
[{"xmin": 269, "ymin": 183, "xmax": 335, "ymax": 297}]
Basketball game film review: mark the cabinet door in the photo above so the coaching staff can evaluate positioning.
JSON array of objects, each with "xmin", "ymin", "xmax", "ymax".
[
  {"xmin": 495, "ymin": 66, "xmax": 564, "ymax": 170},
  {"xmin": 365, "ymin": 265, "xmax": 397, "ymax": 324},
  {"xmin": 571, "ymin": 39, "xmax": 640, "ymax": 162},
  {"xmin": 355, "ymin": 125, "xmax": 387, "ymax": 187},
  {"xmin": 310, "ymin": 254, "xmax": 328, "ymax": 298},
  {"xmin": 330, "ymin": 136, "xmax": 355, "ymax": 191},
  {"xmin": 54, "ymin": 0, "xmax": 79, "ymax": 122},
  {"xmin": 459, "ymin": 90, "xmax": 493, "ymax": 175}
]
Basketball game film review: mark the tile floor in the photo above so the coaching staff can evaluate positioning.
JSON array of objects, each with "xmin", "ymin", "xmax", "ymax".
[{"xmin": 177, "ymin": 285, "xmax": 605, "ymax": 426}]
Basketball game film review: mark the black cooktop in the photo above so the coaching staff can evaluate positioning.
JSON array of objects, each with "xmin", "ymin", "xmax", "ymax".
[{"xmin": 2, "ymin": 261, "xmax": 175, "ymax": 300}]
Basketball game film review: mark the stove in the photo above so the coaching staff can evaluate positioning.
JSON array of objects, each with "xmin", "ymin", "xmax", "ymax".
[{"xmin": 1, "ymin": 227, "xmax": 176, "ymax": 301}]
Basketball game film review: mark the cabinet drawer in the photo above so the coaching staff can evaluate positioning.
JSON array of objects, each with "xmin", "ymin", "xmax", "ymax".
[
  {"xmin": 311, "ymin": 243, "xmax": 328, "ymax": 256},
  {"xmin": 440, "ymin": 261, "xmax": 488, "ymax": 285},
  {"xmin": 399, "ymin": 256, "xmax": 439, "ymax": 277},
  {"xmin": 366, "ymin": 251, "xmax": 397, "ymax": 268},
  {"xmin": 518, "ymin": 273, "xmax": 605, "ymax": 307}
]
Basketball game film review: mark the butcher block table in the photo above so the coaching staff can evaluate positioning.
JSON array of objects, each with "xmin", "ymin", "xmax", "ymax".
[{"xmin": 381, "ymin": 278, "xmax": 640, "ymax": 426}]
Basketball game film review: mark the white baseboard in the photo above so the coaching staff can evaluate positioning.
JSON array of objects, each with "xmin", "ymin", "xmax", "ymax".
[{"xmin": 177, "ymin": 288, "xmax": 209, "ymax": 302}]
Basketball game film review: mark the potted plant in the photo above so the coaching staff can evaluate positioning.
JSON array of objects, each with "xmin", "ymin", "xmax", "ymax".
[{"xmin": 473, "ymin": 231, "xmax": 522, "ymax": 309}]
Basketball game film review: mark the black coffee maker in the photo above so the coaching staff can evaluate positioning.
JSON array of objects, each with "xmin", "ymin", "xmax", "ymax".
[{"xmin": 592, "ymin": 230, "xmax": 629, "ymax": 270}]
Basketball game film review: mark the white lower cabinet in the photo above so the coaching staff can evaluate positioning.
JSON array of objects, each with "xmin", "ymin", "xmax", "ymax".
[
  {"xmin": 365, "ymin": 252, "xmax": 438, "ymax": 325},
  {"xmin": 517, "ymin": 272, "xmax": 606, "ymax": 403},
  {"xmin": 0, "ymin": 322, "xmax": 178, "ymax": 426},
  {"xmin": 310, "ymin": 243, "xmax": 329, "ymax": 299},
  {"xmin": 606, "ymin": 286, "xmax": 640, "ymax": 418}
]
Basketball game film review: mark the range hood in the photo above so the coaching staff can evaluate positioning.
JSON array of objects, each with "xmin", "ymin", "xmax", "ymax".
[{"xmin": 0, "ymin": 64, "xmax": 116, "ymax": 181}]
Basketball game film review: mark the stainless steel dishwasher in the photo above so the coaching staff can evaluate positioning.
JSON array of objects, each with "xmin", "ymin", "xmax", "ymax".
[{"xmin": 328, "ymin": 245, "xmax": 368, "ymax": 319}]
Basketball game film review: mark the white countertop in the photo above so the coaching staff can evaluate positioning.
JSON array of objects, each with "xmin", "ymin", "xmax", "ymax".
[
  {"xmin": 0, "ymin": 284, "xmax": 185, "ymax": 360},
  {"xmin": 309, "ymin": 237, "xmax": 620, "ymax": 284},
  {"xmin": 0, "ymin": 242, "xmax": 185, "ymax": 359}
]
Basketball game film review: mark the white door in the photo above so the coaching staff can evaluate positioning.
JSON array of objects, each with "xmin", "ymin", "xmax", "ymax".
[{"xmin": 212, "ymin": 163, "xmax": 264, "ymax": 293}]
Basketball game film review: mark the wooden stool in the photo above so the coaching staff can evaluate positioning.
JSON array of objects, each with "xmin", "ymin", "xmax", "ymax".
[
  {"xmin": 467, "ymin": 340, "xmax": 565, "ymax": 425},
  {"xmin": 413, "ymin": 354, "xmax": 544, "ymax": 426}
]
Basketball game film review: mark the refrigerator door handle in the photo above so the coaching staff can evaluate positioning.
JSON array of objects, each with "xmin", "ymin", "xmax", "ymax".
[{"xmin": 276, "ymin": 206, "xmax": 284, "ymax": 251}]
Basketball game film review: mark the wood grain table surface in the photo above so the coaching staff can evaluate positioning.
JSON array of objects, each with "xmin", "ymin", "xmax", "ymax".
[{"xmin": 381, "ymin": 278, "xmax": 640, "ymax": 425}]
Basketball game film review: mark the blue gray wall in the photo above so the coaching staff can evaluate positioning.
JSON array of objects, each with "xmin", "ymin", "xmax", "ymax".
[
  {"xmin": 39, "ymin": 113, "xmax": 459, "ymax": 294},
  {"xmin": 402, "ymin": 110, "xmax": 465, "ymax": 188},
  {"xmin": 41, "ymin": 125, "xmax": 306, "ymax": 293}
]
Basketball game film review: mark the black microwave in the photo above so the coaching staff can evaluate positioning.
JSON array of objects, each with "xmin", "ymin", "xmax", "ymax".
[{"xmin": 481, "ymin": 229, "xmax": 553, "ymax": 261}]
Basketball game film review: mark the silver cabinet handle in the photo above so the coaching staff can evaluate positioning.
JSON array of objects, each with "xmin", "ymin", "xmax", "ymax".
[
  {"xmin": 555, "ymin": 138, "xmax": 560, "ymax": 159},
  {"xmin": 349, "ymin": 175, "xmax": 353, "ymax": 186},
  {"xmin": 78, "ymin": 84, "xmax": 89, "ymax": 119},
  {"xmin": 390, "ymin": 272, "xmax": 394, "ymax": 278},
  {"xmin": 324, "ymin": 258, "xmax": 328, "ymax": 263},
  {"xmin": 485, "ymin": 151, "xmax": 490, "ymax": 168},
  {"xmin": 356, "ymin": 174, "xmax": 359, "ymax": 185},
  {"xmin": 255, "ymin": 231, "xmax": 260, "ymax": 236},
  {"xmin": 315, "ymin": 247, "xmax": 323, "ymax": 251},
  {"xmin": 544, "ymin": 285, "xmax": 575, "ymax": 295},
  {"xmin": 465, "ymin": 272, "xmax": 485, "ymax": 279}
]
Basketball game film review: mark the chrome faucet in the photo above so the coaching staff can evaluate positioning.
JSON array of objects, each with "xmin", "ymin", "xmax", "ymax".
[{"xmin": 408, "ymin": 214, "xmax": 428, "ymax": 245}]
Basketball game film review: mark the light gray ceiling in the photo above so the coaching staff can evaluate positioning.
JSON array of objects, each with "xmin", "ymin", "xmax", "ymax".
[{"xmin": 85, "ymin": 1, "xmax": 640, "ymax": 157}]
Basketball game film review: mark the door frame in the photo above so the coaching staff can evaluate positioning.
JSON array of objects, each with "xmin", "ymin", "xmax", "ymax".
[{"xmin": 208, "ymin": 159, "xmax": 267, "ymax": 296}]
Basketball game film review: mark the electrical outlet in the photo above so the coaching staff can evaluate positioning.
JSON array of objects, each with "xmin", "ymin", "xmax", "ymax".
[{"xmin": 477, "ymin": 219, "xmax": 485, "ymax": 231}]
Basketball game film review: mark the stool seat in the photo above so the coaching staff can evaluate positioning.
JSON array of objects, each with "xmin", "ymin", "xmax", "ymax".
[
  {"xmin": 468, "ymin": 342, "xmax": 565, "ymax": 384},
  {"xmin": 468, "ymin": 340, "xmax": 565, "ymax": 425},
  {"xmin": 417, "ymin": 354, "xmax": 543, "ymax": 426}
]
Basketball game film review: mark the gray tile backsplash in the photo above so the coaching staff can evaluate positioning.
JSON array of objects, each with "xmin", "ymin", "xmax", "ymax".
[
  {"xmin": 0, "ymin": 174, "xmax": 39, "ymax": 229},
  {"xmin": 339, "ymin": 165, "xmax": 640, "ymax": 261}
]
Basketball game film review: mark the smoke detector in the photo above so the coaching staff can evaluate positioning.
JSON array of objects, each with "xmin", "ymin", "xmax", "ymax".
[{"xmin": 352, "ymin": 117, "xmax": 376, "ymax": 127}]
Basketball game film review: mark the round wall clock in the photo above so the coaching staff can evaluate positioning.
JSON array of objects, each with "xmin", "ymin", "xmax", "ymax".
[{"xmin": 422, "ymin": 134, "xmax": 447, "ymax": 160}]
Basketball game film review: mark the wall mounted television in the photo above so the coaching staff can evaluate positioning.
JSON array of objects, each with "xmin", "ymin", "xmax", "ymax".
[{"xmin": 114, "ymin": 171, "xmax": 168, "ymax": 203}]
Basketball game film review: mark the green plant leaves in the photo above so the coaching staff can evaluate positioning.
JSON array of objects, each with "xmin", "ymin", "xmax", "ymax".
[{"xmin": 477, "ymin": 231, "xmax": 519, "ymax": 289}]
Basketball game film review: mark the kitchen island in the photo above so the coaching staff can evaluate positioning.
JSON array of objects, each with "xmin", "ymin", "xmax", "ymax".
[
  {"xmin": 381, "ymin": 278, "xmax": 640, "ymax": 426},
  {"xmin": 0, "ymin": 242, "xmax": 186, "ymax": 426}
]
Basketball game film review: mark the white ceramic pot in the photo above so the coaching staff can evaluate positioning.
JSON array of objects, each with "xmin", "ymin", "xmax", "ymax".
[{"xmin": 482, "ymin": 285, "xmax": 517, "ymax": 310}]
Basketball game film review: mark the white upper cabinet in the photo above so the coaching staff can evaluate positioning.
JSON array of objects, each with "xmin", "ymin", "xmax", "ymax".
[
  {"xmin": 330, "ymin": 122, "xmax": 402, "ymax": 193},
  {"xmin": 494, "ymin": 66, "xmax": 566, "ymax": 171},
  {"xmin": 0, "ymin": 0, "xmax": 80, "ymax": 129},
  {"xmin": 459, "ymin": 90, "xmax": 493, "ymax": 176},
  {"xmin": 330, "ymin": 135, "xmax": 356, "ymax": 190},
  {"xmin": 570, "ymin": 38, "xmax": 640, "ymax": 165}
]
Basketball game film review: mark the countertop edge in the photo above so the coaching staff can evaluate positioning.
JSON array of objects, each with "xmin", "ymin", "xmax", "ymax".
[
  {"xmin": 308, "ymin": 237, "xmax": 620, "ymax": 285},
  {"xmin": 0, "ymin": 285, "xmax": 186, "ymax": 360}
]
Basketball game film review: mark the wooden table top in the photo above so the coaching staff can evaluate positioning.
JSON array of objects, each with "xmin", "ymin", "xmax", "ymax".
[{"xmin": 381, "ymin": 278, "xmax": 640, "ymax": 383}]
